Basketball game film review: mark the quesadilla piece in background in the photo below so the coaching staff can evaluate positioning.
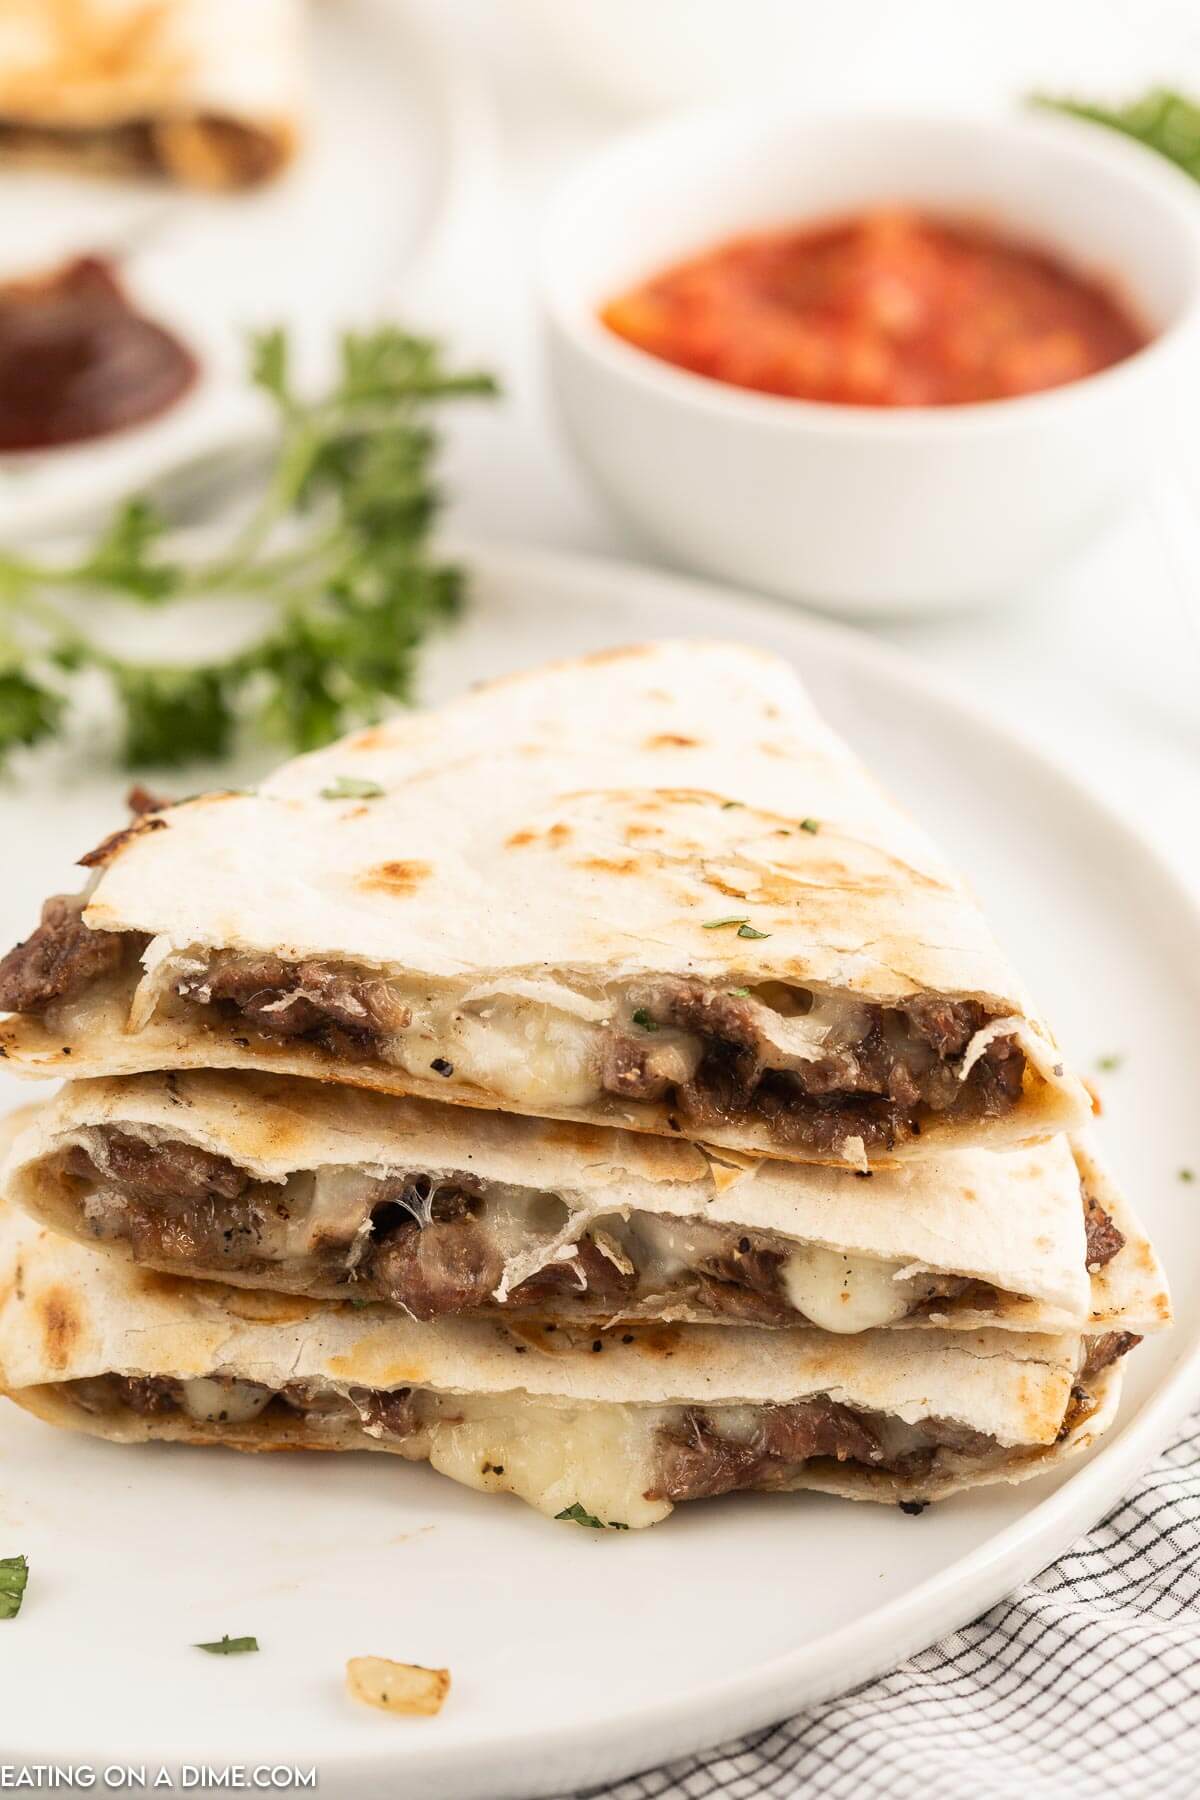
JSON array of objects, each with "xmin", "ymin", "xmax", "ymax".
[
  {"xmin": 0, "ymin": 1192, "xmax": 1135, "ymax": 1526},
  {"xmin": 0, "ymin": 0, "xmax": 302, "ymax": 188},
  {"xmin": 2, "ymin": 1073, "xmax": 1169, "ymax": 1337},
  {"xmin": 0, "ymin": 642, "xmax": 1089, "ymax": 1166}
]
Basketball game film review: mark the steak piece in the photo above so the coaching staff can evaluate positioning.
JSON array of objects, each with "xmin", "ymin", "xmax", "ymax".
[
  {"xmin": 1081, "ymin": 1331, "xmax": 1141, "ymax": 1380},
  {"xmin": 600, "ymin": 1033, "xmax": 696, "ymax": 1104},
  {"xmin": 82, "ymin": 1130, "xmax": 248, "ymax": 1205},
  {"xmin": 113, "ymin": 1375, "xmax": 181, "ymax": 1417},
  {"xmin": 187, "ymin": 956, "xmax": 397, "ymax": 1060},
  {"xmin": 354, "ymin": 1387, "xmax": 420, "ymax": 1440},
  {"xmin": 366, "ymin": 1212, "xmax": 504, "ymax": 1320},
  {"xmin": 1083, "ymin": 1191, "xmax": 1126, "ymax": 1270},
  {"xmin": 0, "ymin": 894, "xmax": 125, "ymax": 1014},
  {"xmin": 900, "ymin": 994, "xmax": 984, "ymax": 1058},
  {"xmin": 507, "ymin": 1232, "xmax": 639, "ymax": 1308},
  {"xmin": 651, "ymin": 1396, "xmax": 883, "ymax": 1502}
]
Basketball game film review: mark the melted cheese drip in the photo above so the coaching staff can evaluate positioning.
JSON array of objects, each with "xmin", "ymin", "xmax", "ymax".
[
  {"xmin": 780, "ymin": 1245, "xmax": 916, "ymax": 1333},
  {"xmin": 423, "ymin": 1394, "xmax": 669, "ymax": 1527}
]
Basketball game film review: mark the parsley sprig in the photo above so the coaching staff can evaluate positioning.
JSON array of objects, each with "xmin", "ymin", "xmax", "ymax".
[
  {"xmin": 1033, "ymin": 88, "xmax": 1200, "ymax": 182},
  {"xmin": 0, "ymin": 327, "xmax": 496, "ymax": 769},
  {"xmin": 0, "ymin": 1554, "xmax": 28, "ymax": 1620}
]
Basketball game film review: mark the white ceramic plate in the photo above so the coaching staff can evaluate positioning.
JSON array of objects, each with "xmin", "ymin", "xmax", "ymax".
[
  {"xmin": 0, "ymin": 0, "xmax": 491, "ymax": 541},
  {"xmin": 0, "ymin": 542, "xmax": 1197, "ymax": 1798}
]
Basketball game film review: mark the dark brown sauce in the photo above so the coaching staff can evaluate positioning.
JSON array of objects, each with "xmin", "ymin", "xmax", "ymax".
[{"xmin": 0, "ymin": 255, "xmax": 197, "ymax": 452}]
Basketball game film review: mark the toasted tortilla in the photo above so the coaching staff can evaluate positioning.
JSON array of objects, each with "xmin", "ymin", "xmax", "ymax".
[
  {"xmin": 0, "ymin": 0, "xmax": 302, "ymax": 188},
  {"xmin": 0, "ymin": 1188, "xmax": 1124, "ymax": 1523},
  {"xmin": 0, "ymin": 1074, "xmax": 1168, "ymax": 1336},
  {"xmin": 0, "ymin": 643, "xmax": 1089, "ymax": 1164}
]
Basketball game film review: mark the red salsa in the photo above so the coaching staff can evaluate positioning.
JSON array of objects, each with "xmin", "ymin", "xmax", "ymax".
[
  {"xmin": 601, "ymin": 211, "xmax": 1147, "ymax": 407},
  {"xmin": 0, "ymin": 255, "xmax": 196, "ymax": 452}
]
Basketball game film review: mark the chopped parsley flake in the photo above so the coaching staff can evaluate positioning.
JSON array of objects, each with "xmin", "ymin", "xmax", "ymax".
[
  {"xmin": 702, "ymin": 916, "xmax": 749, "ymax": 930},
  {"xmin": 800, "ymin": 817, "xmax": 821, "ymax": 834},
  {"xmin": 632, "ymin": 1007, "xmax": 659, "ymax": 1030},
  {"xmin": 1095, "ymin": 1053, "xmax": 1124, "ymax": 1073},
  {"xmin": 0, "ymin": 1556, "xmax": 28, "ymax": 1620},
  {"xmin": 1180, "ymin": 1168, "xmax": 1195, "ymax": 1184},
  {"xmin": 736, "ymin": 923, "xmax": 770, "ymax": 940},
  {"xmin": 555, "ymin": 1504, "xmax": 629, "ymax": 1530},
  {"xmin": 320, "ymin": 776, "xmax": 384, "ymax": 801},
  {"xmin": 727, "ymin": 987, "xmax": 751, "ymax": 998},
  {"xmin": 196, "ymin": 1634, "xmax": 259, "ymax": 1656}
]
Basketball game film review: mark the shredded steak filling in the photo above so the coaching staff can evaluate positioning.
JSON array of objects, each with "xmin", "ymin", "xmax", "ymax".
[
  {"xmin": 62, "ymin": 1326, "xmax": 1138, "ymax": 1504},
  {"xmin": 1083, "ymin": 1189, "xmax": 1126, "ymax": 1269},
  {"xmin": 178, "ymin": 957, "xmax": 397, "ymax": 1063},
  {"xmin": 0, "ymin": 880, "xmax": 1031, "ymax": 1152},
  {"xmin": 58, "ymin": 1129, "xmax": 1117, "ymax": 1328},
  {"xmin": 0, "ymin": 896, "xmax": 126, "ymax": 1014},
  {"xmin": 619, "ymin": 978, "xmax": 1026, "ymax": 1153}
]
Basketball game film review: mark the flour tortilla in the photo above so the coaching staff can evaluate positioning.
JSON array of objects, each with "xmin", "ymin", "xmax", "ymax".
[
  {"xmin": 0, "ymin": 642, "xmax": 1089, "ymax": 1162},
  {"xmin": 0, "ymin": 0, "xmax": 302, "ymax": 187},
  {"xmin": 0, "ymin": 1188, "xmax": 1123, "ymax": 1519},
  {"xmin": 1, "ymin": 1074, "xmax": 1168, "ymax": 1335}
]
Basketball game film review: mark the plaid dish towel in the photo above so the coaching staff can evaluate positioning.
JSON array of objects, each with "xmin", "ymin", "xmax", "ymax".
[{"xmin": 579, "ymin": 1413, "xmax": 1200, "ymax": 1800}]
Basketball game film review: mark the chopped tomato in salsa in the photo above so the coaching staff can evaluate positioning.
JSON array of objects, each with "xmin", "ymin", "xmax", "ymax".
[{"xmin": 601, "ymin": 211, "xmax": 1147, "ymax": 407}]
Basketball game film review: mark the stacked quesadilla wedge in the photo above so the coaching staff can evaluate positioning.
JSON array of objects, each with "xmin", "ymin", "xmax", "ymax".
[
  {"xmin": 0, "ymin": 0, "xmax": 303, "ymax": 189},
  {"xmin": 1, "ymin": 1073, "xmax": 1167, "ymax": 1340},
  {"xmin": 0, "ymin": 642, "xmax": 1088, "ymax": 1164},
  {"xmin": 0, "ymin": 642, "xmax": 1171, "ymax": 1527}
]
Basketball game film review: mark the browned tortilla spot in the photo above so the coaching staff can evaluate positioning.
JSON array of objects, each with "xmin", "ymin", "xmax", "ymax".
[
  {"xmin": 38, "ymin": 1285, "xmax": 83, "ymax": 1370},
  {"xmin": 644, "ymin": 733, "xmax": 702, "ymax": 750},
  {"xmin": 358, "ymin": 860, "xmax": 433, "ymax": 895},
  {"xmin": 579, "ymin": 644, "xmax": 651, "ymax": 667},
  {"xmin": 77, "ymin": 814, "xmax": 168, "ymax": 869},
  {"xmin": 577, "ymin": 855, "xmax": 641, "ymax": 876}
]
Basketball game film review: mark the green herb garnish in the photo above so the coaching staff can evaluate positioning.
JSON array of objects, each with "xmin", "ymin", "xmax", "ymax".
[
  {"xmin": 195, "ymin": 1634, "xmax": 259, "ymax": 1656},
  {"xmin": 320, "ymin": 776, "xmax": 385, "ymax": 801},
  {"xmin": 727, "ymin": 987, "xmax": 751, "ymax": 997},
  {"xmin": 0, "ymin": 326, "xmax": 496, "ymax": 770},
  {"xmin": 736, "ymin": 923, "xmax": 770, "ymax": 940},
  {"xmin": 0, "ymin": 1555, "xmax": 28, "ymax": 1620},
  {"xmin": 799, "ymin": 817, "xmax": 821, "ymax": 834},
  {"xmin": 1095, "ymin": 1054, "xmax": 1124, "ymax": 1073},
  {"xmin": 702, "ymin": 916, "xmax": 749, "ymax": 930},
  {"xmin": 631, "ymin": 1007, "xmax": 659, "ymax": 1031},
  {"xmin": 1180, "ymin": 1168, "xmax": 1195, "ymax": 1184},
  {"xmin": 1033, "ymin": 88, "xmax": 1200, "ymax": 182},
  {"xmin": 555, "ymin": 1505, "xmax": 629, "ymax": 1530}
]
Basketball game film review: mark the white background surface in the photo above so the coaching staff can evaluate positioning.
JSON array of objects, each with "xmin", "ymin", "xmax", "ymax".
[{"xmin": 422, "ymin": 0, "xmax": 1200, "ymax": 897}]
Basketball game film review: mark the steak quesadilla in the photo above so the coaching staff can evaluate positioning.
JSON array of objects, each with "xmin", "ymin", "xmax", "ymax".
[
  {"xmin": 0, "ymin": 1191, "xmax": 1137, "ymax": 1525},
  {"xmin": 1, "ymin": 1073, "xmax": 1168, "ymax": 1337},
  {"xmin": 0, "ymin": 0, "xmax": 301, "ymax": 188},
  {"xmin": 0, "ymin": 643, "xmax": 1089, "ymax": 1166}
]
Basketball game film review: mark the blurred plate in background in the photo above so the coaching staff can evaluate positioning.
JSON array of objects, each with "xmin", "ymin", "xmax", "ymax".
[{"xmin": 0, "ymin": 0, "xmax": 491, "ymax": 542}]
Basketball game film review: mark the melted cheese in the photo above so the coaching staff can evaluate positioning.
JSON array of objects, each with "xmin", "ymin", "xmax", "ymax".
[
  {"xmin": 179, "ymin": 1377, "xmax": 274, "ymax": 1424},
  {"xmin": 781, "ymin": 1245, "xmax": 916, "ymax": 1333},
  {"xmin": 398, "ymin": 997, "xmax": 601, "ymax": 1109},
  {"xmin": 423, "ymin": 1394, "xmax": 670, "ymax": 1527}
]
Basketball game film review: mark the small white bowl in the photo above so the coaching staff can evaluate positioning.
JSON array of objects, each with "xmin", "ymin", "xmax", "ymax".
[{"xmin": 540, "ymin": 109, "xmax": 1200, "ymax": 616}]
